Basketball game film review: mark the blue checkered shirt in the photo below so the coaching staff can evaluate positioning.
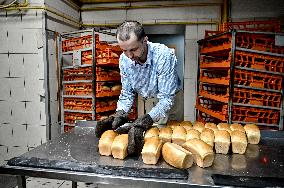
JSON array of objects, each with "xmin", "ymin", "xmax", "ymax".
[{"xmin": 116, "ymin": 41, "xmax": 181, "ymax": 122}]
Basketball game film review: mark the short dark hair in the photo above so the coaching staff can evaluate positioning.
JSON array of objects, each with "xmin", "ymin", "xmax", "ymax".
[{"xmin": 116, "ymin": 21, "xmax": 145, "ymax": 42}]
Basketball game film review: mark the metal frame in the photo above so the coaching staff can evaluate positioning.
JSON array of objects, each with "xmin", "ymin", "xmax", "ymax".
[{"xmin": 196, "ymin": 29, "xmax": 284, "ymax": 129}]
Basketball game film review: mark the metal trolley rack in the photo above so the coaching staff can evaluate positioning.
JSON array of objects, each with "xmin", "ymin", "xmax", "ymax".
[{"xmin": 196, "ymin": 30, "xmax": 284, "ymax": 130}]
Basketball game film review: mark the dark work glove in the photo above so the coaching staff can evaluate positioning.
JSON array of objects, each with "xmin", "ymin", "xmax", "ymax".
[
  {"xmin": 112, "ymin": 110, "xmax": 128, "ymax": 130},
  {"xmin": 127, "ymin": 114, "xmax": 154, "ymax": 155},
  {"xmin": 95, "ymin": 116, "xmax": 114, "ymax": 138}
]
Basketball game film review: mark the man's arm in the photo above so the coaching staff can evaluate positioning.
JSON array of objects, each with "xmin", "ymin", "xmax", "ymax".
[
  {"xmin": 148, "ymin": 50, "xmax": 180, "ymax": 122},
  {"xmin": 116, "ymin": 58, "xmax": 135, "ymax": 113}
]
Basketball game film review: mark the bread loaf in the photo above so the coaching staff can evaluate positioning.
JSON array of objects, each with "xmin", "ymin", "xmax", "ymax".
[
  {"xmin": 244, "ymin": 124, "xmax": 260, "ymax": 144},
  {"xmin": 111, "ymin": 134, "xmax": 128, "ymax": 159},
  {"xmin": 231, "ymin": 130, "xmax": 247, "ymax": 154},
  {"xmin": 167, "ymin": 120, "xmax": 180, "ymax": 126},
  {"xmin": 230, "ymin": 123, "xmax": 245, "ymax": 133},
  {"xmin": 217, "ymin": 123, "xmax": 231, "ymax": 134},
  {"xmin": 186, "ymin": 129, "xmax": 200, "ymax": 141},
  {"xmin": 214, "ymin": 130, "xmax": 230, "ymax": 154},
  {"xmin": 182, "ymin": 139, "xmax": 214, "ymax": 168},
  {"xmin": 205, "ymin": 123, "xmax": 218, "ymax": 133},
  {"xmin": 141, "ymin": 138, "xmax": 163, "ymax": 165},
  {"xmin": 159, "ymin": 127, "xmax": 172, "ymax": 143},
  {"xmin": 172, "ymin": 126, "xmax": 186, "ymax": 146},
  {"xmin": 98, "ymin": 130, "xmax": 118, "ymax": 156},
  {"xmin": 193, "ymin": 122, "xmax": 205, "ymax": 133},
  {"xmin": 180, "ymin": 121, "xmax": 193, "ymax": 131},
  {"xmin": 144, "ymin": 127, "xmax": 159, "ymax": 142},
  {"xmin": 200, "ymin": 128, "xmax": 215, "ymax": 147},
  {"xmin": 162, "ymin": 142, "xmax": 193, "ymax": 169},
  {"xmin": 111, "ymin": 85, "xmax": 122, "ymax": 91}
]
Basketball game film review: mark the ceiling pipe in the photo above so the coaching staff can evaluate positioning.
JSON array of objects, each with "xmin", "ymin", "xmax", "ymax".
[
  {"xmin": 1, "ymin": 5, "xmax": 80, "ymax": 27},
  {"xmin": 221, "ymin": 0, "xmax": 229, "ymax": 23},
  {"xmin": 81, "ymin": 3, "xmax": 223, "ymax": 11},
  {"xmin": 82, "ymin": 21, "xmax": 219, "ymax": 28}
]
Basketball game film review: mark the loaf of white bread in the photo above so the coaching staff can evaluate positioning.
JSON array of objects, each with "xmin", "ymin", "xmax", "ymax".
[
  {"xmin": 182, "ymin": 139, "xmax": 214, "ymax": 168},
  {"xmin": 217, "ymin": 123, "xmax": 231, "ymax": 134},
  {"xmin": 172, "ymin": 126, "xmax": 187, "ymax": 146},
  {"xmin": 244, "ymin": 124, "xmax": 260, "ymax": 144},
  {"xmin": 159, "ymin": 127, "xmax": 172, "ymax": 143},
  {"xmin": 186, "ymin": 129, "xmax": 200, "ymax": 141},
  {"xmin": 230, "ymin": 123, "xmax": 245, "ymax": 133},
  {"xmin": 200, "ymin": 128, "xmax": 215, "ymax": 147},
  {"xmin": 214, "ymin": 130, "xmax": 230, "ymax": 154},
  {"xmin": 111, "ymin": 134, "xmax": 128, "ymax": 159},
  {"xmin": 162, "ymin": 142, "xmax": 193, "ymax": 169},
  {"xmin": 193, "ymin": 121, "xmax": 205, "ymax": 133},
  {"xmin": 180, "ymin": 121, "xmax": 193, "ymax": 131},
  {"xmin": 205, "ymin": 123, "xmax": 218, "ymax": 133},
  {"xmin": 98, "ymin": 130, "xmax": 118, "ymax": 156},
  {"xmin": 141, "ymin": 137, "xmax": 163, "ymax": 165},
  {"xmin": 231, "ymin": 130, "xmax": 247, "ymax": 154},
  {"xmin": 144, "ymin": 127, "xmax": 159, "ymax": 142}
]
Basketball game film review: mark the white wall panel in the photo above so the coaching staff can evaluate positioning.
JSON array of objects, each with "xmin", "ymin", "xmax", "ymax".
[
  {"xmin": 45, "ymin": 0, "xmax": 80, "ymax": 20},
  {"xmin": 185, "ymin": 25, "xmax": 198, "ymax": 40},
  {"xmin": 0, "ymin": 78, "xmax": 10, "ymax": 101},
  {"xmin": 184, "ymin": 39, "xmax": 198, "ymax": 80},
  {"xmin": 5, "ymin": 10, "xmax": 43, "ymax": 29},
  {"xmin": 81, "ymin": 10, "xmax": 126, "ymax": 24},
  {"xmin": 27, "ymin": 125, "xmax": 46, "ymax": 147},
  {"xmin": 231, "ymin": 0, "xmax": 284, "ymax": 19},
  {"xmin": 0, "ymin": 125, "xmax": 12, "ymax": 146},
  {"xmin": 9, "ymin": 54, "xmax": 25, "ymax": 78},
  {"xmin": 0, "ymin": 29, "xmax": 8, "ymax": 53},
  {"xmin": 25, "ymin": 101, "xmax": 42, "ymax": 125},
  {"xmin": 9, "ymin": 101, "xmax": 26, "ymax": 125},
  {"xmin": 184, "ymin": 78, "xmax": 196, "ymax": 121},
  {"xmin": 0, "ymin": 54, "xmax": 9, "ymax": 78},
  {"xmin": 9, "ymin": 78, "xmax": 25, "ymax": 101}
]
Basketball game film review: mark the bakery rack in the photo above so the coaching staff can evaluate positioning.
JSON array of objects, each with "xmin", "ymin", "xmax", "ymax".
[
  {"xmin": 59, "ymin": 29, "xmax": 136, "ymax": 133},
  {"xmin": 196, "ymin": 29, "xmax": 284, "ymax": 130}
]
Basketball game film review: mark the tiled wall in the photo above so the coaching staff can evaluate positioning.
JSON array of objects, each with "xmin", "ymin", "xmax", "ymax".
[{"xmin": 0, "ymin": 0, "xmax": 79, "ymax": 164}]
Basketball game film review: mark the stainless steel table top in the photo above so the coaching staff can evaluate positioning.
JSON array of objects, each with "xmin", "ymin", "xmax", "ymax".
[{"xmin": 1, "ymin": 126, "xmax": 284, "ymax": 187}]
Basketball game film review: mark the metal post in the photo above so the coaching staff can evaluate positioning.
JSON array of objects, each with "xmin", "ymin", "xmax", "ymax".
[
  {"xmin": 72, "ymin": 181, "xmax": 77, "ymax": 188},
  {"xmin": 16, "ymin": 176, "xmax": 26, "ymax": 188},
  {"xmin": 92, "ymin": 29, "xmax": 96, "ymax": 120},
  {"xmin": 228, "ymin": 30, "xmax": 236, "ymax": 124},
  {"xmin": 196, "ymin": 41, "xmax": 201, "ymax": 122}
]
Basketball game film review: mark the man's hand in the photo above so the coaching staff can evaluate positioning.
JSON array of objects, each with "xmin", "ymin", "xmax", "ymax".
[
  {"xmin": 95, "ymin": 110, "xmax": 129, "ymax": 138},
  {"xmin": 95, "ymin": 116, "xmax": 114, "ymax": 138},
  {"xmin": 112, "ymin": 110, "xmax": 128, "ymax": 130},
  {"xmin": 127, "ymin": 114, "xmax": 154, "ymax": 155}
]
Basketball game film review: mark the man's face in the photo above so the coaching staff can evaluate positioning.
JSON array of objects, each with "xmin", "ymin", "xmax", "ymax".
[{"xmin": 117, "ymin": 33, "xmax": 147, "ymax": 63}]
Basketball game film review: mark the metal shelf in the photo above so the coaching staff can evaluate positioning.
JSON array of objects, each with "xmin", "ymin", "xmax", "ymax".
[
  {"xmin": 236, "ymin": 47, "xmax": 284, "ymax": 58},
  {"xmin": 63, "ymin": 95, "xmax": 92, "ymax": 99},
  {"xmin": 232, "ymin": 121, "xmax": 279, "ymax": 127},
  {"xmin": 62, "ymin": 64, "xmax": 92, "ymax": 70},
  {"xmin": 62, "ymin": 80, "xmax": 93, "ymax": 84},
  {"xmin": 64, "ymin": 109, "xmax": 93, "ymax": 114},
  {"xmin": 234, "ymin": 84, "xmax": 282, "ymax": 93},
  {"xmin": 62, "ymin": 47, "xmax": 92, "ymax": 55},
  {"xmin": 233, "ymin": 103, "xmax": 281, "ymax": 111},
  {"xmin": 235, "ymin": 66, "xmax": 284, "ymax": 76}
]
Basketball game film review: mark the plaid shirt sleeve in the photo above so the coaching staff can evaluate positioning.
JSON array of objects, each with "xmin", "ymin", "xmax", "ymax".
[
  {"xmin": 148, "ymin": 50, "xmax": 179, "ymax": 122},
  {"xmin": 116, "ymin": 56, "xmax": 135, "ymax": 113}
]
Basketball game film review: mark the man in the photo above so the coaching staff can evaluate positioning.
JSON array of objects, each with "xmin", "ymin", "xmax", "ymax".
[{"xmin": 95, "ymin": 21, "xmax": 181, "ymax": 155}]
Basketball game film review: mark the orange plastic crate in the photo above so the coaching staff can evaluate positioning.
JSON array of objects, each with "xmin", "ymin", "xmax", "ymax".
[
  {"xmin": 63, "ymin": 67, "xmax": 93, "ymax": 81},
  {"xmin": 200, "ymin": 69, "xmax": 230, "ymax": 86},
  {"xmin": 64, "ymin": 98, "xmax": 92, "ymax": 111},
  {"xmin": 62, "ymin": 35, "xmax": 92, "ymax": 52},
  {"xmin": 196, "ymin": 97, "xmax": 280, "ymax": 125},
  {"xmin": 64, "ymin": 83, "xmax": 93, "ymax": 96},
  {"xmin": 234, "ymin": 69, "xmax": 282, "ymax": 91},
  {"xmin": 96, "ymin": 82, "xmax": 121, "ymax": 97},
  {"xmin": 220, "ymin": 20, "xmax": 281, "ymax": 32},
  {"xmin": 64, "ymin": 125, "xmax": 75, "ymax": 133},
  {"xmin": 64, "ymin": 112, "xmax": 92, "ymax": 124},
  {"xmin": 96, "ymin": 67, "xmax": 120, "ymax": 81},
  {"xmin": 235, "ymin": 51, "xmax": 284, "ymax": 73}
]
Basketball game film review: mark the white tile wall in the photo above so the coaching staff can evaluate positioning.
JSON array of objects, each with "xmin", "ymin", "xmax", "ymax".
[
  {"xmin": 184, "ymin": 39, "xmax": 198, "ymax": 79},
  {"xmin": 184, "ymin": 78, "xmax": 197, "ymax": 121}
]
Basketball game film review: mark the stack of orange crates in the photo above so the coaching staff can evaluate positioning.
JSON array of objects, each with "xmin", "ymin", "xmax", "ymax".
[
  {"xmin": 197, "ymin": 27, "xmax": 284, "ymax": 130},
  {"xmin": 61, "ymin": 31, "xmax": 138, "ymax": 132}
]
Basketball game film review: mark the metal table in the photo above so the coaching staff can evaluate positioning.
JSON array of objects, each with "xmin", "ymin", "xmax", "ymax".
[{"xmin": 0, "ymin": 126, "xmax": 284, "ymax": 188}]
